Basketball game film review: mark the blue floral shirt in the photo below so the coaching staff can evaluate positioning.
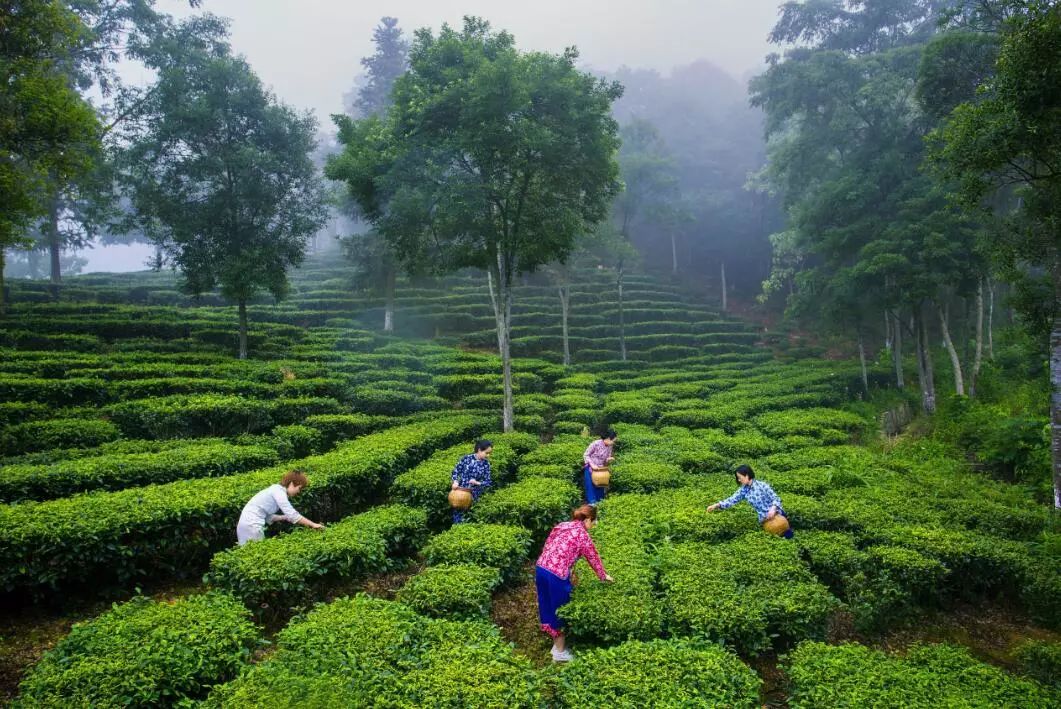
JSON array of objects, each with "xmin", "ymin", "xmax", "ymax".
[
  {"xmin": 451, "ymin": 454, "xmax": 492, "ymax": 494},
  {"xmin": 717, "ymin": 480, "xmax": 784, "ymax": 523}
]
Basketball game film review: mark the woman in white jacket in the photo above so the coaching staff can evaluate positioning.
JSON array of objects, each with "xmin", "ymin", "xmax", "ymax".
[{"xmin": 236, "ymin": 470, "xmax": 324, "ymax": 545}]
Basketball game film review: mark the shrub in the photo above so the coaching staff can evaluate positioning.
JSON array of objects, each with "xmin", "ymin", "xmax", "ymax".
[
  {"xmin": 753, "ymin": 407, "xmax": 867, "ymax": 439},
  {"xmin": 601, "ymin": 398, "xmax": 659, "ymax": 425},
  {"xmin": 0, "ymin": 401, "xmax": 51, "ymax": 427},
  {"xmin": 848, "ymin": 545, "xmax": 948, "ymax": 632},
  {"xmin": 202, "ymin": 595, "xmax": 543, "ymax": 707},
  {"xmin": 349, "ymin": 386, "xmax": 444, "ymax": 415},
  {"xmin": 517, "ymin": 463, "xmax": 576, "ymax": 481},
  {"xmin": 552, "ymin": 639, "xmax": 760, "ymax": 708},
  {"xmin": 785, "ymin": 641, "xmax": 1056, "ymax": 708},
  {"xmin": 15, "ymin": 593, "xmax": 258, "ymax": 707},
  {"xmin": 0, "ymin": 418, "xmax": 120, "ymax": 455},
  {"xmin": 795, "ymin": 530, "xmax": 866, "ymax": 594},
  {"xmin": 267, "ymin": 424, "xmax": 323, "ymax": 458},
  {"xmin": 206, "ymin": 505, "xmax": 428, "ymax": 612},
  {"xmin": 0, "ymin": 416, "xmax": 483, "ymax": 598},
  {"xmin": 659, "ymin": 534, "xmax": 839, "ymax": 654},
  {"xmin": 609, "ymin": 459, "xmax": 685, "ymax": 494},
  {"xmin": 107, "ymin": 395, "xmax": 275, "ymax": 438},
  {"xmin": 302, "ymin": 413, "xmax": 389, "ymax": 448},
  {"xmin": 421, "ymin": 524, "xmax": 532, "ymax": 584},
  {"xmin": 472, "ymin": 478, "xmax": 581, "ymax": 541},
  {"xmin": 268, "ymin": 396, "xmax": 346, "ymax": 424},
  {"xmin": 395, "ymin": 564, "xmax": 502, "ymax": 619},
  {"xmin": 1013, "ymin": 639, "xmax": 1061, "ymax": 689},
  {"xmin": 0, "ymin": 376, "xmax": 110, "ymax": 406},
  {"xmin": 0, "ymin": 442, "xmax": 280, "ymax": 502}
]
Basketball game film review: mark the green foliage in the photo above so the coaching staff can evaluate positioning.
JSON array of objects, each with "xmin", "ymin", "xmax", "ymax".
[
  {"xmin": 0, "ymin": 416, "xmax": 482, "ymax": 597},
  {"xmin": 0, "ymin": 442, "xmax": 279, "ymax": 502},
  {"xmin": 421, "ymin": 523, "xmax": 532, "ymax": 584},
  {"xmin": 1014, "ymin": 639, "xmax": 1061, "ymax": 690},
  {"xmin": 15, "ymin": 593, "xmax": 258, "ymax": 707},
  {"xmin": 203, "ymin": 595, "xmax": 542, "ymax": 707},
  {"xmin": 609, "ymin": 459, "xmax": 685, "ymax": 494},
  {"xmin": 302, "ymin": 413, "xmax": 389, "ymax": 447},
  {"xmin": 206, "ymin": 505, "xmax": 427, "ymax": 612},
  {"xmin": 785, "ymin": 641, "xmax": 1057, "ymax": 708},
  {"xmin": 848, "ymin": 545, "xmax": 948, "ymax": 632},
  {"xmin": 552, "ymin": 639, "xmax": 760, "ymax": 708},
  {"xmin": 0, "ymin": 418, "xmax": 120, "ymax": 455},
  {"xmin": 107, "ymin": 394, "xmax": 275, "ymax": 438},
  {"xmin": 472, "ymin": 478, "xmax": 581, "ymax": 541},
  {"xmin": 395, "ymin": 563, "xmax": 502, "ymax": 619}
]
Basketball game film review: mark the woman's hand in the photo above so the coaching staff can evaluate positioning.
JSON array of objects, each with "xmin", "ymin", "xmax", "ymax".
[
  {"xmin": 469, "ymin": 479, "xmax": 481, "ymax": 486},
  {"xmin": 766, "ymin": 507, "xmax": 778, "ymax": 520},
  {"xmin": 451, "ymin": 481, "xmax": 459, "ymax": 490},
  {"xmin": 706, "ymin": 504, "xmax": 719, "ymax": 513},
  {"xmin": 604, "ymin": 574, "xmax": 614, "ymax": 583},
  {"xmin": 312, "ymin": 522, "xmax": 325, "ymax": 530},
  {"xmin": 606, "ymin": 456, "xmax": 615, "ymax": 464}
]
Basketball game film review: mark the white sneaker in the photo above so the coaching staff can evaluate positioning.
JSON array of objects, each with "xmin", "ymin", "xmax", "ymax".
[{"xmin": 551, "ymin": 648, "xmax": 574, "ymax": 662}]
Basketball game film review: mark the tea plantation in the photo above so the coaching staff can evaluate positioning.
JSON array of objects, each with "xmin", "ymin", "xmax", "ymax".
[{"xmin": 2, "ymin": 260, "xmax": 1058, "ymax": 707}]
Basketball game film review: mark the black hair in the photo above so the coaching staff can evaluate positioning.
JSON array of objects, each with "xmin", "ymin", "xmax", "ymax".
[
  {"xmin": 601, "ymin": 429, "xmax": 618, "ymax": 440},
  {"xmin": 474, "ymin": 439, "xmax": 493, "ymax": 453},
  {"xmin": 734, "ymin": 464, "xmax": 755, "ymax": 482}
]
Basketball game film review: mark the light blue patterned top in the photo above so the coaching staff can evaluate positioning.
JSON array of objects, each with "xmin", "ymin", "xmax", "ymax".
[{"xmin": 717, "ymin": 480, "xmax": 784, "ymax": 523}]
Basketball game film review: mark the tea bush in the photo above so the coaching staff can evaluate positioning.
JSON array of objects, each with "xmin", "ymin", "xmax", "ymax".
[
  {"xmin": 1014, "ymin": 639, "xmax": 1061, "ymax": 689},
  {"xmin": 472, "ymin": 478, "xmax": 581, "ymax": 540},
  {"xmin": 0, "ymin": 418, "xmax": 121, "ymax": 455},
  {"xmin": 206, "ymin": 505, "xmax": 428, "ymax": 611},
  {"xmin": 421, "ymin": 523, "xmax": 532, "ymax": 584},
  {"xmin": 609, "ymin": 459, "xmax": 685, "ymax": 494},
  {"xmin": 552, "ymin": 639, "xmax": 760, "ymax": 708},
  {"xmin": 785, "ymin": 641, "xmax": 1056, "ymax": 708},
  {"xmin": 0, "ymin": 442, "xmax": 280, "ymax": 502},
  {"xmin": 107, "ymin": 394, "xmax": 276, "ymax": 438},
  {"xmin": 15, "ymin": 593, "xmax": 258, "ymax": 707},
  {"xmin": 395, "ymin": 563, "xmax": 502, "ymax": 619},
  {"xmin": 202, "ymin": 595, "xmax": 542, "ymax": 707},
  {"xmin": 301, "ymin": 413, "xmax": 389, "ymax": 447}
]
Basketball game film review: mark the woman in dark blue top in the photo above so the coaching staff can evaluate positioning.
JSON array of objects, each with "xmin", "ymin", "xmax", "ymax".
[{"xmin": 450, "ymin": 439, "xmax": 493, "ymax": 523}]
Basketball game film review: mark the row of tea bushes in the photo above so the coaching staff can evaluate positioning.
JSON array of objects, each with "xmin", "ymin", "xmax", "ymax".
[
  {"xmin": 206, "ymin": 505, "xmax": 429, "ymax": 612},
  {"xmin": 14, "ymin": 593, "xmax": 258, "ymax": 707},
  {"xmin": 785, "ymin": 642, "xmax": 1058, "ymax": 708},
  {"xmin": 0, "ymin": 415, "xmax": 486, "ymax": 598}
]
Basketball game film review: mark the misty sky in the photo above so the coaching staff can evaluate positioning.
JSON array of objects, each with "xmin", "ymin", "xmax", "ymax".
[
  {"xmin": 146, "ymin": 0, "xmax": 784, "ymax": 124},
  {"xmin": 91, "ymin": 0, "xmax": 783, "ymax": 273}
]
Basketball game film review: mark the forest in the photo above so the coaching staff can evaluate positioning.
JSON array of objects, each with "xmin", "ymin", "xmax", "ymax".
[{"xmin": 0, "ymin": 0, "xmax": 1059, "ymax": 706}]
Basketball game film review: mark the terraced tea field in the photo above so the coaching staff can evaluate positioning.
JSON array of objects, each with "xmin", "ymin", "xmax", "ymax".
[{"xmin": 1, "ymin": 260, "xmax": 1057, "ymax": 707}]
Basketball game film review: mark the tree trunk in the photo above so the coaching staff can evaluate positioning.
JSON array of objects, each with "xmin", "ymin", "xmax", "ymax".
[
  {"xmin": 915, "ymin": 304, "xmax": 936, "ymax": 414},
  {"xmin": 487, "ymin": 262, "xmax": 515, "ymax": 433},
  {"xmin": 617, "ymin": 259, "xmax": 626, "ymax": 362},
  {"xmin": 970, "ymin": 279, "xmax": 984, "ymax": 398},
  {"xmin": 857, "ymin": 328, "xmax": 869, "ymax": 397},
  {"xmin": 559, "ymin": 284, "xmax": 571, "ymax": 367},
  {"xmin": 237, "ymin": 299, "xmax": 249, "ymax": 360},
  {"xmin": 28, "ymin": 249, "xmax": 42, "ymax": 278},
  {"xmin": 884, "ymin": 310, "xmax": 892, "ymax": 352},
  {"xmin": 670, "ymin": 230, "xmax": 678, "ymax": 275},
  {"xmin": 47, "ymin": 193, "xmax": 61, "ymax": 295},
  {"xmin": 720, "ymin": 261, "xmax": 728, "ymax": 312},
  {"xmin": 0, "ymin": 248, "xmax": 6, "ymax": 317},
  {"xmin": 987, "ymin": 280, "xmax": 995, "ymax": 360},
  {"xmin": 892, "ymin": 310, "xmax": 904, "ymax": 390},
  {"xmin": 1051, "ymin": 263, "xmax": 1061, "ymax": 509},
  {"xmin": 938, "ymin": 301, "xmax": 965, "ymax": 396},
  {"xmin": 383, "ymin": 265, "xmax": 395, "ymax": 332}
]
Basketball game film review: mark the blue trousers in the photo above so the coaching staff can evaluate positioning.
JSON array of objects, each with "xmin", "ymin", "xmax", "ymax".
[
  {"xmin": 583, "ymin": 464, "xmax": 606, "ymax": 505},
  {"xmin": 535, "ymin": 565, "xmax": 573, "ymax": 637}
]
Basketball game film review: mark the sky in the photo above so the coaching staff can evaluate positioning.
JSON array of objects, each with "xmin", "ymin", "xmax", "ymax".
[{"xmin": 89, "ymin": 0, "xmax": 784, "ymax": 273}]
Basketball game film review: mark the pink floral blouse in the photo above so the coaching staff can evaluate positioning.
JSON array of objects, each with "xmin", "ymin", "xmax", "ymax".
[
  {"xmin": 536, "ymin": 520, "xmax": 607, "ymax": 581},
  {"xmin": 583, "ymin": 439, "xmax": 612, "ymax": 469}
]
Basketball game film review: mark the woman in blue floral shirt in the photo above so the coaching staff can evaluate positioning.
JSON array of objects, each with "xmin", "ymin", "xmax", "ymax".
[
  {"xmin": 450, "ymin": 439, "xmax": 493, "ymax": 523},
  {"xmin": 706, "ymin": 464, "xmax": 793, "ymax": 538}
]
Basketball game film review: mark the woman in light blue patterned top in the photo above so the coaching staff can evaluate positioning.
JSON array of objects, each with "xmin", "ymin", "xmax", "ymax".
[{"xmin": 706, "ymin": 464, "xmax": 793, "ymax": 538}]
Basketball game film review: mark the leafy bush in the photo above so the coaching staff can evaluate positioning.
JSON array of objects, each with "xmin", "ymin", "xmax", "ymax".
[
  {"xmin": 203, "ymin": 595, "xmax": 542, "ymax": 707},
  {"xmin": 0, "ymin": 418, "xmax": 120, "ymax": 455},
  {"xmin": 1013, "ymin": 639, "xmax": 1061, "ymax": 689},
  {"xmin": 609, "ymin": 459, "xmax": 685, "ymax": 494},
  {"xmin": 0, "ymin": 416, "xmax": 483, "ymax": 598},
  {"xmin": 753, "ymin": 407, "xmax": 866, "ymax": 439},
  {"xmin": 0, "ymin": 442, "xmax": 280, "ymax": 502},
  {"xmin": 302, "ymin": 413, "xmax": 389, "ymax": 447},
  {"xmin": 552, "ymin": 639, "xmax": 760, "ymax": 708},
  {"xmin": 785, "ymin": 641, "xmax": 1056, "ymax": 708},
  {"xmin": 421, "ymin": 524, "xmax": 532, "ymax": 584},
  {"xmin": 848, "ymin": 545, "xmax": 948, "ymax": 632},
  {"xmin": 107, "ymin": 394, "xmax": 275, "ymax": 438},
  {"xmin": 267, "ymin": 424, "xmax": 323, "ymax": 458},
  {"xmin": 472, "ymin": 478, "xmax": 581, "ymax": 540},
  {"xmin": 206, "ymin": 505, "xmax": 428, "ymax": 611},
  {"xmin": 15, "ymin": 593, "xmax": 258, "ymax": 707},
  {"xmin": 395, "ymin": 564, "xmax": 502, "ymax": 619}
]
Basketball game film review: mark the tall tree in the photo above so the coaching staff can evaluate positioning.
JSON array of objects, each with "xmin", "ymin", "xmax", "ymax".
[
  {"xmin": 124, "ymin": 24, "xmax": 327, "ymax": 359},
  {"xmin": 0, "ymin": 0, "xmax": 100, "ymax": 312},
  {"xmin": 340, "ymin": 17, "xmax": 409, "ymax": 332},
  {"xmin": 929, "ymin": 0, "xmax": 1061, "ymax": 507},
  {"xmin": 329, "ymin": 17, "xmax": 622, "ymax": 431}
]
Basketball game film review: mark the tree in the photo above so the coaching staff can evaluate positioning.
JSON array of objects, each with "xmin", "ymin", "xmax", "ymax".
[
  {"xmin": 337, "ymin": 17, "xmax": 409, "ymax": 332},
  {"xmin": 929, "ymin": 0, "xmax": 1061, "ymax": 507},
  {"xmin": 0, "ymin": 0, "xmax": 100, "ymax": 313},
  {"xmin": 329, "ymin": 17, "xmax": 622, "ymax": 431},
  {"xmin": 124, "ymin": 25, "xmax": 327, "ymax": 359}
]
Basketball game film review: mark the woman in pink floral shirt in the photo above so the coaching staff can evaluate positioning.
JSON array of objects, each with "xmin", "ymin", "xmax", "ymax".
[
  {"xmin": 582, "ymin": 429, "xmax": 617, "ymax": 505},
  {"xmin": 535, "ymin": 504, "xmax": 613, "ymax": 662}
]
